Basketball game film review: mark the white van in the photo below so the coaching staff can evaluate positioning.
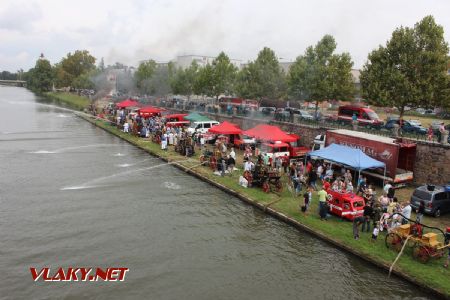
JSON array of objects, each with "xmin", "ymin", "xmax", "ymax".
[{"xmin": 187, "ymin": 121, "xmax": 220, "ymax": 134}]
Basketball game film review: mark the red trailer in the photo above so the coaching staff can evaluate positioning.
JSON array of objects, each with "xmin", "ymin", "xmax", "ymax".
[{"xmin": 314, "ymin": 129, "xmax": 416, "ymax": 186}]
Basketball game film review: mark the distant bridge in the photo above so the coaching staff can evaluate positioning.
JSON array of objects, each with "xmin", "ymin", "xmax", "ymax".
[{"xmin": 0, "ymin": 80, "xmax": 26, "ymax": 87}]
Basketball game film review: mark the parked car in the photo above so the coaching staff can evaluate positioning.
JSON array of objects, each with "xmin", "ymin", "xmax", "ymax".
[
  {"xmin": 410, "ymin": 185, "xmax": 450, "ymax": 217},
  {"xmin": 298, "ymin": 110, "xmax": 314, "ymax": 120},
  {"xmin": 187, "ymin": 120, "xmax": 220, "ymax": 134},
  {"xmin": 260, "ymin": 107, "xmax": 276, "ymax": 115},
  {"xmin": 384, "ymin": 119, "xmax": 427, "ymax": 135}
]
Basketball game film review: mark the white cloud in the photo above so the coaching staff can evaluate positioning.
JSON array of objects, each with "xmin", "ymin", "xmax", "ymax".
[{"xmin": 0, "ymin": 0, "xmax": 449, "ymax": 71}]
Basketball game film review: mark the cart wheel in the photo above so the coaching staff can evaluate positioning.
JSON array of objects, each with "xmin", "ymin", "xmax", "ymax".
[
  {"xmin": 276, "ymin": 181, "xmax": 283, "ymax": 192},
  {"xmin": 262, "ymin": 182, "xmax": 270, "ymax": 193},
  {"xmin": 412, "ymin": 245, "xmax": 431, "ymax": 263},
  {"xmin": 385, "ymin": 233, "xmax": 403, "ymax": 252}
]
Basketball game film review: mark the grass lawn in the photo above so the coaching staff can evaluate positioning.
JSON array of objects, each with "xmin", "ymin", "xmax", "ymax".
[
  {"xmin": 45, "ymin": 92, "xmax": 91, "ymax": 111},
  {"xmin": 81, "ymin": 114, "xmax": 450, "ymax": 297}
]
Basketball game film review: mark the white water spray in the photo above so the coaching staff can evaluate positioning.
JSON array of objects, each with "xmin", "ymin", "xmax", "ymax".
[
  {"xmin": 61, "ymin": 159, "xmax": 191, "ymax": 191},
  {"xmin": 29, "ymin": 144, "xmax": 119, "ymax": 154}
]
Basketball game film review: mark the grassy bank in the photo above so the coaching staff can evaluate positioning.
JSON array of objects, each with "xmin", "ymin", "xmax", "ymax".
[
  {"xmin": 79, "ymin": 114, "xmax": 450, "ymax": 298},
  {"xmin": 45, "ymin": 92, "xmax": 90, "ymax": 111}
]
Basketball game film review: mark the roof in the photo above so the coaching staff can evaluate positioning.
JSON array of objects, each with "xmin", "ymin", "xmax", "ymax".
[
  {"xmin": 308, "ymin": 143, "xmax": 385, "ymax": 171},
  {"xmin": 329, "ymin": 129, "xmax": 398, "ymax": 145},
  {"xmin": 138, "ymin": 106, "xmax": 162, "ymax": 114},
  {"xmin": 184, "ymin": 112, "xmax": 212, "ymax": 122},
  {"xmin": 116, "ymin": 99, "xmax": 139, "ymax": 108},
  {"xmin": 243, "ymin": 124, "xmax": 297, "ymax": 142},
  {"xmin": 208, "ymin": 121, "xmax": 242, "ymax": 135}
]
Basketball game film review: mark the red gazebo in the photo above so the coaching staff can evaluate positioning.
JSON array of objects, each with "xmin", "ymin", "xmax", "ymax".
[
  {"xmin": 138, "ymin": 106, "xmax": 162, "ymax": 118},
  {"xmin": 208, "ymin": 121, "xmax": 242, "ymax": 135},
  {"xmin": 116, "ymin": 99, "xmax": 139, "ymax": 109},
  {"xmin": 243, "ymin": 124, "xmax": 296, "ymax": 142}
]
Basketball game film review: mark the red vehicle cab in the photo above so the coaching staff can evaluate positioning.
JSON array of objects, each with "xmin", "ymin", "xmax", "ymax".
[
  {"xmin": 326, "ymin": 189, "xmax": 365, "ymax": 221},
  {"xmin": 337, "ymin": 105, "xmax": 384, "ymax": 129},
  {"xmin": 260, "ymin": 141, "xmax": 290, "ymax": 163},
  {"xmin": 287, "ymin": 134, "xmax": 310, "ymax": 158},
  {"xmin": 164, "ymin": 113, "xmax": 189, "ymax": 127}
]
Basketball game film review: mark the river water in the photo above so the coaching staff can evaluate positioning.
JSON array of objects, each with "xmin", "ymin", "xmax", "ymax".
[{"xmin": 0, "ymin": 87, "xmax": 432, "ymax": 299}]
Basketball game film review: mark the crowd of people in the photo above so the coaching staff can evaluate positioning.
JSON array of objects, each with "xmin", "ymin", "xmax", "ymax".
[{"xmin": 101, "ymin": 106, "xmax": 450, "ymax": 269}]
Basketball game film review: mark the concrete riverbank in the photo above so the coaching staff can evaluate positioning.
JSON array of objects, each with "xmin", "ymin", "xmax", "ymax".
[{"xmin": 75, "ymin": 111, "xmax": 450, "ymax": 300}]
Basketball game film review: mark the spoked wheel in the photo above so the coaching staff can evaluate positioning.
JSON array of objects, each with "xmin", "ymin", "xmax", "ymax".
[
  {"xmin": 262, "ymin": 181, "xmax": 270, "ymax": 193},
  {"xmin": 385, "ymin": 233, "xmax": 403, "ymax": 252},
  {"xmin": 275, "ymin": 181, "xmax": 283, "ymax": 192},
  {"xmin": 412, "ymin": 244, "xmax": 431, "ymax": 263}
]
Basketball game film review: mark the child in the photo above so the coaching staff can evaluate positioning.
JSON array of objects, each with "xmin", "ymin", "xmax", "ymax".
[{"xmin": 371, "ymin": 222, "xmax": 380, "ymax": 242}]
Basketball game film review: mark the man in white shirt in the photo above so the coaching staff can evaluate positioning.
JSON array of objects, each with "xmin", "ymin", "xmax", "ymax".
[
  {"xmin": 401, "ymin": 201, "xmax": 412, "ymax": 224},
  {"xmin": 230, "ymin": 148, "xmax": 236, "ymax": 160},
  {"xmin": 244, "ymin": 160, "xmax": 254, "ymax": 172},
  {"xmin": 383, "ymin": 183, "xmax": 392, "ymax": 195}
]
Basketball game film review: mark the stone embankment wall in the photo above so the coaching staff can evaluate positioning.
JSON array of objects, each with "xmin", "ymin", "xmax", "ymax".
[{"xmin": 170, "ymin": 109, "xmax": 450, "ymax": 185}]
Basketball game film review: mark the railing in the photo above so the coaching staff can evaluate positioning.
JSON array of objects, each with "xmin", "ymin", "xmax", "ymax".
[{"xmin": 143, "ymin": 98, "xmax": 444, "ymax": 143}]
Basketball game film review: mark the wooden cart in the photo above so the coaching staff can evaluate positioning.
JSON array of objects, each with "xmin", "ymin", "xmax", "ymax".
[{"xmin": 385, "ymin": 223, "xmax": 448, "ymax": 263}]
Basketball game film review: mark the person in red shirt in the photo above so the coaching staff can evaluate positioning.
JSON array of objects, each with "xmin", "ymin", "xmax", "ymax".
[{"xmin": 322, "ymin": 179, "xmax": 331, "ymax": 191}]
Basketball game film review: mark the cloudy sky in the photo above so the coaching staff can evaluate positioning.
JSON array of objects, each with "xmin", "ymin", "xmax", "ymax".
[{"xmin": 1, "ymin": 0, "xmax": 449, "ymax": 72}]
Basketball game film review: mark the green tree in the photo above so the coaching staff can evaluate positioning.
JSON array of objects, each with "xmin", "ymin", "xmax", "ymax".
[
  {"xmin": 288, "ymin": 35, "xmax": 354, "ymax": 113},
  {"xmin": 72, "ymin": 71, "xmax": 96, "ymax": 89},
  {"xmin": 360, "ymin": 16, "xmax": 450, "ymax": 118},
  {"xmin": 171, "ymin": 61, "xmax": 199, "ymax": 98},
  {"xmin": 236, "ymin": 47, "xmax": 286, "ymax": 100},
  {"xmin": 54, "ymin": 50, "xmax": 96, "ymax": 88},
  {"xmin": 27, "ymin": 57, "xmax": 54, "ymax": 92},
  {"xmin": 135, "ymin": 60, "xmax": 156, "ymax": 92},
  {"xmin": 210, "ymin": 52, "xmax": 237, "ymax": 99},
  {"xmin": 193, "ymin": 63, "xmax": 214, "ymax": 97}
]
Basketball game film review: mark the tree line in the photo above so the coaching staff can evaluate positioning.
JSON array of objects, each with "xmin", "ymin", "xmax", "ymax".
[{"xmin": 17, "ymin": 15, "xmax": 450, "ymax": 118}]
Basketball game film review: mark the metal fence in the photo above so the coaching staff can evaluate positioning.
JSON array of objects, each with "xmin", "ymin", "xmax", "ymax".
[{"xmin": 144, "ymin": 98, "xmax": 442, "ymax": 143}]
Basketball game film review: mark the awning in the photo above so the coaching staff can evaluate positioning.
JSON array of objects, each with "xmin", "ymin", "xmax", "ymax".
[
  {"xmin": 208, "ymin": 121, "xmax": 241, "ymax": 135},
  {"xmin": 138, "ymin": 106, "xmax": 162, "ymax": 114},
  {"xmin": 243, "ymin": 124, "xmax": 297, "ymax": 142},
  {"xmin": 185, "ymin": 112, "xmax": 211, "ymax": 122},
  {"xmin": 117, "ymin": 99, "xmax": 139, "ymax": 108},
  {"xmin": 307, "ymin": 143, "xmax": 385, "ymax": 171}
]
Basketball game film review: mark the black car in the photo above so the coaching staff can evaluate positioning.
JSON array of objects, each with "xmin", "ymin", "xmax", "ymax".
[
  {"xmin": 410, "ymin": 185, "xmax": 450, "ymax": 217},
  {"xmin": 384, "ymin": 119, "xmax": 427, "ymax": 134}
]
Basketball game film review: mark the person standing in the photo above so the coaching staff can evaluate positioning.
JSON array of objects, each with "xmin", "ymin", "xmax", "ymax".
[
  {"xmin": 353, "ymin": 216, "xmax": 365, "ymax": 240},
  {"xmin": 308, "ymin": 170, "xmax": 318, "ymax": 191},
  {"xmin": 444, "ymin": 228, "xmax": 450, "ymax": 268},
  {"xmin": 275, "ymin": 156, "xmax": 283, "ymax": 173},
  {"xmin": 416, "ymin": 200, "xmax": 425, "ymax": 223},
  {"xmin": 303, "ymin": 188, "xmax": 310, "ymax": 213},
  {"xmin": 362, "ymin": 202, "xmax": 373, "ymax": 233},
  {"xmin": 317, "ymin": 186, "xmax": 328, "ymax": 220},
  {"xmin": 427, "ymin": 125, "xmax": 434, "ymax": 141},
  {"xmin": 230, "ymin": 147, "xmax": 236, "ymax": 160},
  {"xmin": 438, "ymin": 122, "xmax": 446, "ymax": 143},
  {"xmin": 244, "ymin": 159, "xmax": 254, "ymax": 172},
  {"xmin": 401, "ymin": 201, "xmax": 412, "ymax": 224}
]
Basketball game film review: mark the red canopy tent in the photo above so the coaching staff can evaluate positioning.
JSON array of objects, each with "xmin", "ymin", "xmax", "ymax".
[
  {"xmin": 138, "ymin": 106, "xmax": 162, "ymax": 118},
  {"xmin": 208, "ymin": 121, "xmax": 242, "ymax": 135},
  {"xmin": 116, "ymin": 99, "xmax": 139, "ymax": 109},
  {"xmin": 243, "ymin": 124, "xmax": 296, "ymax": 142}
]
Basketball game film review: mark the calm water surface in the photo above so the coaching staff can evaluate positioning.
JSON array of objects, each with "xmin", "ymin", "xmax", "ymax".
[{"xmin": 0, "ymin": 87, "xmax": 432, "ymax": 299}]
